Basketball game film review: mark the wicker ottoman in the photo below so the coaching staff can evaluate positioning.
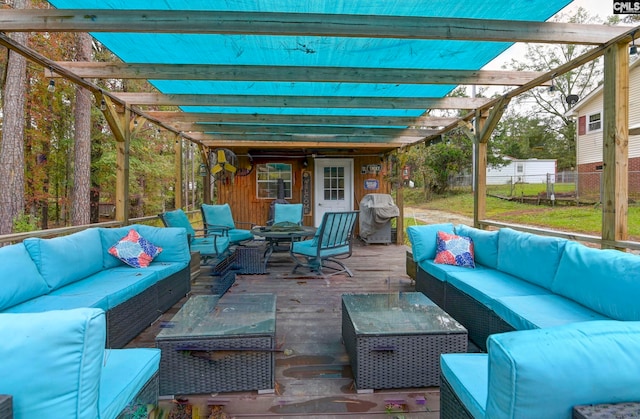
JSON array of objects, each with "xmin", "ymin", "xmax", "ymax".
[
  {"xmin": 156, "ymin": 294, "xmax": 276, "ymax": 396},
  {"xmin": 342, "ymin": 292, "xmax": 467, "ymax": 392},
  {"xmin": 0, "ymin": 395, "xmax": 12, "ymax": 419},
  {"xmin": 573, "ymin": 403, "xmax": 640, "ymax": 418}
]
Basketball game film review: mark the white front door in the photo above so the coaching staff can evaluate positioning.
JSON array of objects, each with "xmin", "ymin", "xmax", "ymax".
[{"xmin": 313, "ymin": 158, "xmax": 354, "ymax": 227}]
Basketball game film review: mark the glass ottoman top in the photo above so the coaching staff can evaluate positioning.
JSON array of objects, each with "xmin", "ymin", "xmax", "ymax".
[
  {"xmin": 342, "ymin": 292, "xmax": 466, "ymax": 336},
  {"xmin": 157, "ymin": 293, "xmax": 276, "ymax": 339}
]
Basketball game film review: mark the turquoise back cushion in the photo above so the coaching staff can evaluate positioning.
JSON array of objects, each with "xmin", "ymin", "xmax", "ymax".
[
  {"xmin": 201, "ymin": 203, "xmax": 235, "ymax": 228},
  {"xmin": 24, "ymin": 228, "xmax": 104, "ymax": 290},
  {"xmin": 407, "ymin": 223, "xmax": 454, "ymax": 263},
  {"xmin": 274, "ymin": 203, "xmax": 303, "ymax": 224},
  {"xmin": 0, "ymin": 243, "xmax": 50, "ymax": 310},
  {"xmin": 486, "ymin": 320, "xmax": 640, "ymax": 419},
  {"xmin": 455, "ymin": 224, "xmax": 499, "ymax": 269},
  {"xmin": 0, "ymin": 308, "xmax": 105, "ymax": 419},
  {"xmin": 496, "ymin": 228, "xmax": 566, "ymax": 289},
  {"xmin": 161, "ymin": 209, "xmax": 195, "ymax": 237},
  {"xmin": 100, "ymin": 225, "xmax": 191, "ymax": 269},
  {"xmin": 552, "ymin": 241, "xmax": 640, "ymax": 320}
]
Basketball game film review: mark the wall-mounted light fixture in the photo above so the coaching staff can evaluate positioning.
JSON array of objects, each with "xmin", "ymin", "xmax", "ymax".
[
  {"xmin": 47, "ymin": 79, "xmax": 55, "ymax": 93},
  {"xmin": 99, "ymin": 98, "xmax": 107, "ymax": 111},
  {"xmin": 631, "ymin": 31, "xmax": 638, "ymax": 56},
  {"xmin": 549, "ymin": 77, "xmax": 557, "ymax": 94}
]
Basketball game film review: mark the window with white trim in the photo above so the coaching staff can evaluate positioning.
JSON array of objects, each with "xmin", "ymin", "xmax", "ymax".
[
  {"xmin": 256, "ymin": 163, "xmax": 292, "ymax": 199},
  {"xmin": 587, "ymin": 112, "xmax": 601, "ymax": 132}
]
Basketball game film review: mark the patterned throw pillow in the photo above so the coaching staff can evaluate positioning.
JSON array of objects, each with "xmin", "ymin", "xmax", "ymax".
[
  {"xmin": 434, "ymin": 231, "xmax": 475, "ymax": 268},
  {"xmin": 108, "ymin": 229, "xmax": 162, "ymax": 268}
]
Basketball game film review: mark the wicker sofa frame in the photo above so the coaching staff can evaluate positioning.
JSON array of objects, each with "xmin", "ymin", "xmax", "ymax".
[
  {"xmin": 107, "ymin": 267, "xmax": 190, "ymax": 348},
  {"xmin": 415, "ymin": 266, "xmax": 514, "ymax": 352}
]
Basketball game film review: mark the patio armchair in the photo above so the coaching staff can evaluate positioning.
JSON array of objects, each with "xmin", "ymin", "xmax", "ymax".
[
  {"xmin": 158, "ymin": 208, "xmax": 230, "ymax": 262},
  {"xmin": 267, "ymin": 203, "xmax": 304, "ymax": 226},
  {"xmin": 200, "ymin": 203, "xmax": 255, "ymax": 246},
  {"xmin": 290, "ymin": 210, "xmax": 359, "ymax": 277}
]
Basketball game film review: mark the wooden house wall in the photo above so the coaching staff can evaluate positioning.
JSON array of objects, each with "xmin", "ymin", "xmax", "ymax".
[{"xmin": 214, "ymin": 155, "xmax": 392, "ymax": 228}]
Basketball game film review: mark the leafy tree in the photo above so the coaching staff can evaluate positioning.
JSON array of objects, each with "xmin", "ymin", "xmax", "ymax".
[{"xmin": 498, "ymin": 7, "xmax": 609, "ymax": 171}]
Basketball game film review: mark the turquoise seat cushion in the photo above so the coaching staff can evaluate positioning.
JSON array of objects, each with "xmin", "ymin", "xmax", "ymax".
[
  {"xmin": 418, "ymin": 259, "xmax": 489, "ymax": 282},
  {"xmin": 4, "ymin": 292, "xmax": 110, "ymax": 313},
  {"xmin": 440, "ymin": 354, "xmax": 488, "ymax": 419},
  {"xmin": 406, "ymin": 223, "xmax": 454, "ymax": 263},
  {"xmin": 291, "ymin": 238, "xmax": 348, "ymax": 258},
  {"xmin": 99, "ymin": 348, "xmax": 160, "ymax": 419},
  {"xmin": 455, "ymin": 224, "xmax": 499, "ymax": 269},
  {"xmin": 24, "ymin": 228, "xmax": 104, "ymax": 290},
  {"xmin": 51, "ymin": 268, "xmax": 159, "ymax": 310},
  {"xmin": 485, "ymin": 320, "xmax": 640, "ymax": 419},
  {"xmin": 0, "ymin": 308, "xmax": 105, "ymax": 419},
  {"xmin": 229, "ymin": 228, "xmax": 254, "ymax": 244},
  {"xmin": 100, "ymin": 225, "xmax": 191, "ymax": 269},
  {"xmin": 0, "ymin": 243, "xmax": 50, "ymax": 310},
  {"xmin": 190, "ymin": 235, "xmax": 230, "ymax": 256},
  {"xmin": 496, "ymin": 228, "xmax": 567, "ymax": 289},
  {"xmin": 125, "ymin": 260, "xmax": 186, "ymax": 279},
  {"xmin": 446, "ymin": 269, "xmax": 550, "ymax": 310},
  {"xmin": 492, "ymin": 294, "xmax": 610, "ymax": 331},
  {"xmin": 551, "ymin": 241, "xmax": 640, "ymax": 321}
]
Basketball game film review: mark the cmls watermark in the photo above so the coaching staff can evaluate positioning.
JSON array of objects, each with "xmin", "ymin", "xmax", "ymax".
[{"xmin": 614, "ymin": 1, "xmax": 640, "ymax": 14}]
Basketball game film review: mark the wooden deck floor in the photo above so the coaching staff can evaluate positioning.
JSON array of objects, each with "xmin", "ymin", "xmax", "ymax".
[{"xmin": 128, "ymin": 240, "xmax": 444, "ymax": 418}]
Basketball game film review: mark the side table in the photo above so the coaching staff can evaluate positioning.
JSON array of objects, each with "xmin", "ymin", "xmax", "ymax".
[
  {"xmin": 573, "ymin": 402, "xmax": 640, "ymax": 418},
  {"xmin": 0, "ymin": 395, "xmax": 12, "ymax": 419}
]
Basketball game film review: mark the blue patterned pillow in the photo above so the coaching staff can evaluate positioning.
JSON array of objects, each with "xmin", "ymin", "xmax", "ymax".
[
  {"xmin": 108, "ymin": 229, "xmax": 162, "ymax": 268},
  {"xmin": 434, "ymin": 231, "xmax": 475, "ymax": 268}
]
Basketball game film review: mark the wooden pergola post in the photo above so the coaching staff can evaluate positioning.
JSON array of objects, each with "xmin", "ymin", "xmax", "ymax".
[
  {"xmin": 174, "ymin": 134, "xmax": 184, "ymax": 209},
  {"xmin": 96, "ymin": 92, "xmax": 130, "ymax": 224},
  {"xmin": 601, "ymin": 41, "xmax": 630, "ymax": 248}
]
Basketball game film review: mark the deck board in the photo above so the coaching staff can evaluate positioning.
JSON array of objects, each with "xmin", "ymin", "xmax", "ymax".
[{"xmin": 127, "ymin": 240, "xmax": 445, "ymax": 418}]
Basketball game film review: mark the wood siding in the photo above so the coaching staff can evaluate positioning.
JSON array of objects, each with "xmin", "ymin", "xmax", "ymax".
[{"xmin": 214, "ymin": 154, "xmax": 392, "ymax": 229}]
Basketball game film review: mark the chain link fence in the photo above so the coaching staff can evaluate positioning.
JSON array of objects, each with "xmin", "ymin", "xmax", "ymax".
[{"xmin": 449, "ymin": 171, "xmax": 640, "ymax": 204}]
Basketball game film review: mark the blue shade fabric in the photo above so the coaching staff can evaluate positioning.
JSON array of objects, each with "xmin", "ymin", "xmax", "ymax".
[{"xmin": 46, "ymin": 0, "xmax": 572, "ymax": 144}]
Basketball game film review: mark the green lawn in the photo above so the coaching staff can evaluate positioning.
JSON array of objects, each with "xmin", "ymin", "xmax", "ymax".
[{"xmin": 402, "ymin": 189, "xmax": 640, "ymax": 240}]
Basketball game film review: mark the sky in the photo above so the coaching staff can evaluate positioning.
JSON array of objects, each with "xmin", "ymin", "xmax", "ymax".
[{"xmin": 485, "ymin": 0, "xmax": 631, "ymax": 70}]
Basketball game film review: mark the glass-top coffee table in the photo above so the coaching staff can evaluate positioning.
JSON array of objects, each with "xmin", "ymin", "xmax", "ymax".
[
  {"xmin": 342, "ymin": 292, "xmax": 467, "ymax": 392},
  {"xmin": 156, "ymin": 293, "xmax": 276, "ymax": 395}
]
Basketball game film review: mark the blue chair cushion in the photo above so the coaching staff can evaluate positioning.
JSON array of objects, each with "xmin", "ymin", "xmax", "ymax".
[
  {"xmin": 407, "ymin": 223, "xmax": 454, "ymax": 263},
  {"xmin": 201, "ymin": 203, "xmax": 235, "ymax": 228},
  {"xmin": 291, "ymin": 238, "xmax": 349, "ymax": 258},
  {"xmin": 273, "ymin": 203, "xmax": 303, "ymax": 224},
  {"xmin": 160, "ymin": 209, "xmax": 196, "ymax": 238},
  {"xmin": 0, "ymin": 243, "xmax": 50, "ymax": 311},
  {"xmin": 229, "ymin": 228, "xmax": 254, "ymax": 244}
]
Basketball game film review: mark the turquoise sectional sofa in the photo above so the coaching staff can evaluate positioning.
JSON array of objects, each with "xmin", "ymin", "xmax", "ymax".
[
  {"xmin": 407, "ymin": 223, "xmax": 640, "ymax": 418},
  {"xmin": 0, "ymin": 224, "xmax": 192, "ymax": 348},
  {"xmin": 0, "ymin": 308, "xmax": 160, "ymax": 419}
]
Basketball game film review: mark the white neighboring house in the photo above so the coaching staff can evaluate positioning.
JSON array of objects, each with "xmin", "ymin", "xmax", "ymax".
[
  {"xmin": 566, "ymin": 57, "xmax": 640, "ymax": 199},
  {"xmin": 486, "ymin": 157, "xmax": 557, "ymax": 185}
]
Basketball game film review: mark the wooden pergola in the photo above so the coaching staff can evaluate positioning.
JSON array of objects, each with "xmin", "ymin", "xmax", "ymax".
[{"xmin": 0, "ymin": 6, "xmax": 638, "ymax": 249}]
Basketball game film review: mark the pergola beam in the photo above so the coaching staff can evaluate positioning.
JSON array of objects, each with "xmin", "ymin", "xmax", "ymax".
[
  {"xmin": 0, "ymin": 10, "xmax": 626, "ymax": 44},
  {"xmin": 148, "ymin": 111, "xmax": 457, "ymax": 128},
  {"xmin": 174, "ymin": 123, "xmax": 439, "ymax": 136},
  {"xmin": 48, "ymin": 63, "xmax": 550, "ymax": 86},
  {"xmin": 115, "ymin": 93, "xmax": 490, "ymax": 109}
]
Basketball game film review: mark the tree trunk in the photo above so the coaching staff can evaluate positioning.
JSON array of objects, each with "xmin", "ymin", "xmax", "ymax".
[
  {"xmin": 71, "ymin": 32, "xmax": 93, "ymax": 226},
  {"xmin": 0, "ymin": 0, "xmax": 29, "ymax": 235}
]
